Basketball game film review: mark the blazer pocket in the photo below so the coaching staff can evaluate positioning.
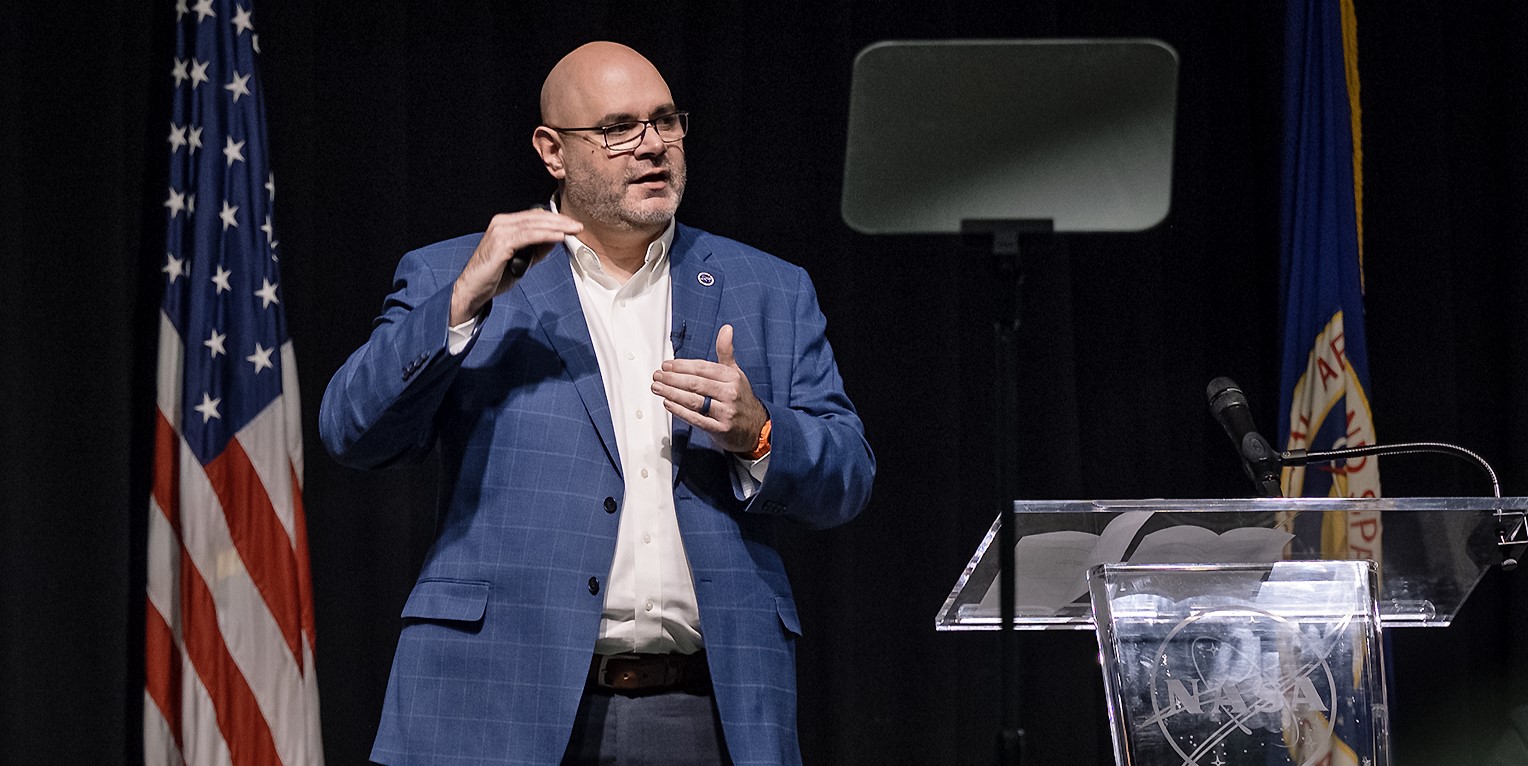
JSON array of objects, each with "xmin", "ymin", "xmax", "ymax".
[
  {"xmin": 401, "ymin": 578, "xmax": 490, "ymax": 622},
  {"xmin": 774, "ymin": 595, "xmax": 802, "ymax": 638}
]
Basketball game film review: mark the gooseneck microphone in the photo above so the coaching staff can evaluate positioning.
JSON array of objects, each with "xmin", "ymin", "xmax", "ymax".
[
  {"xmin": 1205, "ymin": 377, "xmax": 1283, "ymax": 498},
  {"xmin": 1202, "ymin": 377, "xmax": 1524, "ymax": 568}
]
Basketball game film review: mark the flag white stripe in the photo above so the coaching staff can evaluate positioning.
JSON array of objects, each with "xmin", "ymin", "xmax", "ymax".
[
  {"xmin": 300, "ymin": 639, "xmax": 323, "ymax": 762},
  {"xmin": 177, "ymin": 648, "xmax": 236, "ymax": 766},
  {"xmin": 157, "ymin": 313, "xmax": 184, "ymax": 427},
  {"xmin": 146, "ymin": 497, "xmax": 182, "ymax": 629},
  {"xmin": 281, "ymin": 341, "xmax": 304, "ymax": 486},
  {"xmin": 142, "ymin": 689, "xmax": 186, "ymax": 766}
]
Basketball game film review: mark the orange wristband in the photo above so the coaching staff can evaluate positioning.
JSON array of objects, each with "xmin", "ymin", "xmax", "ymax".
[{"xmin": 745, "ymin": 419, "xmax": 772, "ymax": 460}]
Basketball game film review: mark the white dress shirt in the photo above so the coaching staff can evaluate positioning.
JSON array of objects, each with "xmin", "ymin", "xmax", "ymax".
[{"xmin": 563, "ymin": 220, "xmax": 708, "ymax": 654}]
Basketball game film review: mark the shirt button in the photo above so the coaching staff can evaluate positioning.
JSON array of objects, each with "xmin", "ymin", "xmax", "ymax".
[
  {"xmin": 603, "ymin": 497, "xmax": 617, "ymax": 514},
  {"xmin": 644, "ymin": 600, "xmax": 654, "ymax": 612},
  {"xmin": 635, "ymin": 409, "xmax": 643, "ymax": 420},
  {"xmin": 640, "ymin": 468, "xmax": 649, "ymax": 478},
  {"xmin": 625, "ymin": 351, "xmax": 635, "ymax": 360},
  {"xmin": 588, "ymin": 577, "xmax": 600, "ymax": 595},
  {"xmin": 618, "ymin": 299, "xmax": 628, "ymax": 308},
  {"xmin": 643, "ymin": 532, "xmax": 652, "ymax": 544}
]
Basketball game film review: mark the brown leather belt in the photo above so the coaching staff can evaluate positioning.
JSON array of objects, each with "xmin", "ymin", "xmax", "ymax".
[{"xmin": 589, "ymin": 651, "xmax": 710, "ymax": 693}]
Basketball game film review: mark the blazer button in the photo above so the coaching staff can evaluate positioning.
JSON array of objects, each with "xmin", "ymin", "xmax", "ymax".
[
  {"xmin": 587, "ymin": 577, "xmax": 600, "ymax": 595},
  {"xmin": 603, "ymin": 497, "xmax": 617, "ymax": 514}
]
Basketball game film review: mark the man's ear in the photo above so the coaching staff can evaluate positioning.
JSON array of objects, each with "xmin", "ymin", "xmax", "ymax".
[{"xmin": 532, "ymin": 127, "xmax": 566, "ymax": 179}]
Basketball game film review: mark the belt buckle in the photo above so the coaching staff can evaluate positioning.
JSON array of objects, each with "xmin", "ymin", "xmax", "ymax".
[{"xmin": 597, "ymin": 653, "xmax": 645, "ymax": 690}]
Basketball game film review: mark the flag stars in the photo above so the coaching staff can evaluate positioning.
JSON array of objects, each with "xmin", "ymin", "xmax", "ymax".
[
  {"xmin": 164, "ymin": 187, "xmax": 187, "ymax": 219},
  {"xmin": 204, "ymin": 328, "xmax": 227, "ymax": 359},
  {"xmin": 246, "ymin": 343, "xmax": 274, "ymax": 374},
  {"xmin": 164, "ymin": 8, "xmax": 287, "ymax": 443},
  {"xmin": 194, "ymin": 392, "xmax": 222, "ymax": 423},
  {"xmin": 255, "ymin": 278, "xmax": 280, "ymax": 308},
  {"xmin": 189, "ymin": 59, "xmax": 210, "ymax": 89},
  {"xmin": 223, "ymin": 136, "xmax": 246, "ymax": 167},
  {"xmin": 232, "ymin": 5, "xmax": 255, "ymax": 36},
  {"xmin": 225, "ymin": 71, "xmax": 252, "ymax": 103},
  {"xmin": 163, "ymin": 253, "xmax": 186, "ymax": 283}
]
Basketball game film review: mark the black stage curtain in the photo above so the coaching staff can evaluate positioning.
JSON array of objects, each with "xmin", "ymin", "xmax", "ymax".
[{"xmin": 4, "ymin": 1, "xmax": 1527, "ymax": 763}]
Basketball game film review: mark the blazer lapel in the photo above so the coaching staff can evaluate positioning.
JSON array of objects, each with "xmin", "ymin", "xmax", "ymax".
[
  {"xmin": 667, "ymin": 225, "xmax": 720, "ymax": 476},
  {"xmin": 516, "ymin": 244, "xmax": 622, "ymax": 476}
]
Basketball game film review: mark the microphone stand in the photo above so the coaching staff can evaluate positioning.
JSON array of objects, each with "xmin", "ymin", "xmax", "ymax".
[{"xmin": 1280, "ymin": 441, "xmax": 1500, "ymax": 497}]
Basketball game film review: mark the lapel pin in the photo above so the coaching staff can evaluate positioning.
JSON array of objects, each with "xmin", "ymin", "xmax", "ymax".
[{"xmin": 697, "ymin": 272, "xmax": 715, "ymax": 287}]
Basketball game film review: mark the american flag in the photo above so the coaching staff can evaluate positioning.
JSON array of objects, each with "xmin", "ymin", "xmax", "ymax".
[{"xmin": 146, "ymin": 0, "xmax": 323, "ymax": 763}]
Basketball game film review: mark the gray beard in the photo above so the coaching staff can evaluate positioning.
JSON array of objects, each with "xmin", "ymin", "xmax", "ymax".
[{"xmin": 565, "ymin": 164, "xmax": 687, "ymax": 230}]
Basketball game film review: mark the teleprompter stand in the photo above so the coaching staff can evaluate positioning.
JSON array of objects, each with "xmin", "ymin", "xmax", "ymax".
[{"xmin": 842, "ymin": 39, "xmax": 1180, "ymax": 764}]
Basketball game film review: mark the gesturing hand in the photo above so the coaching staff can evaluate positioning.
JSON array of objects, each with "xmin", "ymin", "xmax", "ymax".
[
  {"xmin": 450, "ymin": 208, "xmax": 583, "ymax": 325},
  {"xmin": 652, "ymin": 324, "xmax": 769, "ymax": 454}
]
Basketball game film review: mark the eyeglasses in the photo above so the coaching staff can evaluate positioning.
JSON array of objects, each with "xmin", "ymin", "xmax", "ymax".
[{"xmin": 549, "ymin": 111, "xmax": 689, "ymax": 151}]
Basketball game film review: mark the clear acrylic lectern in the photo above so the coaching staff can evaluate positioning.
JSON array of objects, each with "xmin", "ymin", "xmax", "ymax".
[{"xmin": 937, "ymin": 497, "xmax": 1523, "ymax": 766}]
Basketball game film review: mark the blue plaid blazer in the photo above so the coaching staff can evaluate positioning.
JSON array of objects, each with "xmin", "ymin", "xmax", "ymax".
[{"xmin": 319, "ymin": 223, "xmax": 875, "ymax": 765}]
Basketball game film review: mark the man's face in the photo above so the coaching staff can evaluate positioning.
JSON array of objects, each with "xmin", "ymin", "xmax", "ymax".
[{"xmin": 555, "ymin": 64, "xmax": 686, "ymax": 231}]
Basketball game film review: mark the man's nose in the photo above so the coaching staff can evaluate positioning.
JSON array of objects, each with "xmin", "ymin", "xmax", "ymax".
[{"xmin": 633, "ymin": 122, "xmax": 668, "ymax": 158}]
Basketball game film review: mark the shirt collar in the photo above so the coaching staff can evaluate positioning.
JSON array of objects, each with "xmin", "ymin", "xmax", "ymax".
[{"xmin": 551, "ymin": 194, "xmax": 676, "ymax": 286}]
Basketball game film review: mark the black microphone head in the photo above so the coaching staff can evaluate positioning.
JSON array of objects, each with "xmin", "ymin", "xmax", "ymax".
[
  {"xmin": 1206, "ymin": 377, "xmax": 1247, "ymax": 415},
  {"xmin": 1204, "ymin": 376, "xmax": 1283, "ymax": 497}
]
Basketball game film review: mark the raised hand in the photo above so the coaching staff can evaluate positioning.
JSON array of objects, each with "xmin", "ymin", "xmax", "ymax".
[
  {"xmin": 651, "ymin": 324, "xmax": 769, "ymax": 454},
  {"xmin": 450, "ymin": 208, "xmax": 583, "ymax": 325}
]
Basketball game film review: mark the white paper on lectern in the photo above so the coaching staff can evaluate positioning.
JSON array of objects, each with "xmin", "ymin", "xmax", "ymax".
[
  {"xmin": 977, "ymin": 512, "xmax": 1295, "ymax": 614},
  {"xmin": 1126, "ymin": 525, "xmax": 1294, "ymax": 565},
  {"xmin": 977, "ymin": 511, "xmax": 1154, "ymax": 613}
]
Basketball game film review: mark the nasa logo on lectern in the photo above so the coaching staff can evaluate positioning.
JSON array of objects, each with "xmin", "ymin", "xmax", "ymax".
[{"xmin": 1139, "ymin": 607, "xmax": 1339, "ymax": 766}]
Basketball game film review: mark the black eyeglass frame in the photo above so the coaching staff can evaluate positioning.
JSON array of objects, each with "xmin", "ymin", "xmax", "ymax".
[{"xmin": 547, "ymin": 111, "xmax": 690, "ymax": 151}]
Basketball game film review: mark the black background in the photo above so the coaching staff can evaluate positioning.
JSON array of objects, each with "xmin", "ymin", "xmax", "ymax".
[{"xmin": 4, "ymin": 1, "xmax": 1528, "ymax": 763}]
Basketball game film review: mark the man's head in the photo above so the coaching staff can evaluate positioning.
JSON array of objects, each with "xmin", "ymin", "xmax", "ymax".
[{"xmin": 533, "ymin": 42, "xmax": 687, "ymax": 235}]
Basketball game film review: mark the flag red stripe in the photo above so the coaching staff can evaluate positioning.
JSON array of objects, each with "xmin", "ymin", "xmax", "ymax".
[
  {"xmin": 152, "ymin": 410, "xmax": 181, "ymax": 530},
  {"xmin": 179, "ymin": 527, "xmax": 281, "ymax": 765},
  {"xmin": 291, "ymin": 462, "xmax": 317, "ymax": 651},
  {"xmin": 204, "ymin": 436, "xmax": 304, "ymax": 667},
  {"xmin": 144, "ymin": 600, "xmax": 184, "ymax": 753}
]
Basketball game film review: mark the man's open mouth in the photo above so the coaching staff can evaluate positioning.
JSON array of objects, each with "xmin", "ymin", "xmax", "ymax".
[{"xmin": 631, "ymin": 169, "xmax": 668, "ymax": 186}]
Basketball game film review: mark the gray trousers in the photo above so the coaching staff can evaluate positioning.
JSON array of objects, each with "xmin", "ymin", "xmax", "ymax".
[{"xmin": 560, "ymin": 683, "xmax": 733, "ymax": 765}]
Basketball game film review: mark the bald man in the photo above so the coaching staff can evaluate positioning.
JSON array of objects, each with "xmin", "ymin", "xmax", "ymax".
[{"xmin": 320, "ymin": 42, "xmax": 874, "ymax": 765}]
